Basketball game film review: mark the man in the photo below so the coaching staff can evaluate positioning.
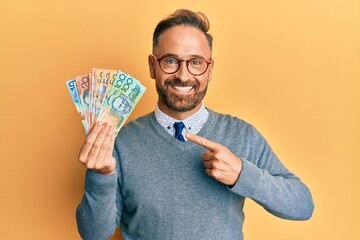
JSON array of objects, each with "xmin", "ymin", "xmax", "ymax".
[{"xmin": 76, "ymin": 9, "xmax": 314, "ymax": 240}]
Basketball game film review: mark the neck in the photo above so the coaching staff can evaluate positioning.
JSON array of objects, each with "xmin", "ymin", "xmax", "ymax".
[{"xmin": 157, "ymin": 101, "xmax": 202, "ymax": 120}]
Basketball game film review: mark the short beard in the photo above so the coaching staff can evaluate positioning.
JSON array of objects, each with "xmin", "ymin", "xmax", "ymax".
[{"xmin": 156, "ymin": 78, "xmax": 208, "ymax": 112}]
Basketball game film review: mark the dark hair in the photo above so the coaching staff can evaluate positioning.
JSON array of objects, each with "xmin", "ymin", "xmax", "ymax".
[{"xmin": 152, "ymin": 9, "xmax": 213, "ymax": 51}]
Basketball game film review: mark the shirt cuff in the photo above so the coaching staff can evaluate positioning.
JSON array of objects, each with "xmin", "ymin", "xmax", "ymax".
[
  {"xmin": 228, "ymin": 159, "xmax": 261, "ymax": 197},
  {"xmin": 84, "ymin": 169, "xmax": 118, "ymax": 197}
]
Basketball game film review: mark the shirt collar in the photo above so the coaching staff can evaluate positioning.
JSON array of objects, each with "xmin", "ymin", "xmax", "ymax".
[{"xmin": 154, "ymin": 103, "xmax": 209, "ymax": 136}]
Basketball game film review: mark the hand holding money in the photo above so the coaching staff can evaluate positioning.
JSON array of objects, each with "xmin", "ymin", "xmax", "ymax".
[
  {"xmin": 78, "ymin": 122, "xmax": 116, "ymax": 175},
  {"xmin": 67, "ymin": 68, "xmax": 146, "ymax": 174}
]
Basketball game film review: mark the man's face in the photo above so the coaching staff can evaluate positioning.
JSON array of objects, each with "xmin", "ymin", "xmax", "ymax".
[
  {"xmin": 148, "ymin": 25, "xmax": 214, "ymax": 113},
  {"xmin": 112, "ymin": 95, "xmax": 132, "ymax": 115}
]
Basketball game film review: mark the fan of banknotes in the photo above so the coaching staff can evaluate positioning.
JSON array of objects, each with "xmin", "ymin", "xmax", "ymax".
[{"xmin": 66, "ymin": 68, "xmax": 146, "ymax": 136}]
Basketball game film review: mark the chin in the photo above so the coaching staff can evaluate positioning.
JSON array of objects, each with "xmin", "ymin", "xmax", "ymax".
[
  {"xmin": 156, "ymin": 82, "xmax": 208, "ymax": 113},
  {"xmin": 168, "ymin": 103, "xmax": 198, "ymax": 112},
  {"xmin": 164, "ymin": 93, "xmax": 200, "ymax": 112}
]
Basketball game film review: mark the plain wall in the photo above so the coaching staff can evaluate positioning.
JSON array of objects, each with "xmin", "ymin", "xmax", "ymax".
[{"xmin": 1, "ymin": 0, "xmax": 359, "ymax": 239}]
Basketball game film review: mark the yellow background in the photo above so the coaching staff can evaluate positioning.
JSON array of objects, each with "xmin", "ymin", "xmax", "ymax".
[{"xmin": 1, "ymin": 0, "xmax": 359, "ymax": 239}]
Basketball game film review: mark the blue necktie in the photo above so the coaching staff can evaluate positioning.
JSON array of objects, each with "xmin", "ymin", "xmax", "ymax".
[{"xmin": 174, "ymin": 122, "xmax": 185, "ymax": 142}]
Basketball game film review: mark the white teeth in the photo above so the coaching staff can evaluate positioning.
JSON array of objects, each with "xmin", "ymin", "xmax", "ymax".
[{"xmin": 174, "ymin": 86, "xmax": 193, "ymax": 92}]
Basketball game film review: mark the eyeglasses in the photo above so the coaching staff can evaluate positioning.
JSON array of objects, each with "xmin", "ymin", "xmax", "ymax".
[{"xmin": 153, "ymin": 55, "xmax": 212, "ymax": 76}]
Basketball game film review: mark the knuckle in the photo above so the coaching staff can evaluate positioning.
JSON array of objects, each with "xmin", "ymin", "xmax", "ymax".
[
  {"xmin": 215, "ymin": 150, "xmax": 223, "ymax": 157},
  {"xmin": 94, "ymin": 162, "xmax": 102, "ymax": 170},
  {"xmin": 91, "ymin": 125, "xmax": 101, "ymax": 134},
  {"xmin": 107, "ymin": 128, "xmax": 114, "ymax": 136},
  {"xmin": 84, "ymin": 138, "xmax": 94, "ymax": 146},
  {"xmin": 212, "ymin": 155, "xmax": 220, "ymax": 163},
  {"xmin": 212, "ymin": 152, "xmax": 219, "ymax": 158},
  {"xmin": 78, "ymin": 154, "xmax": 87, "ymax": 163},
  {"xmin": 211, "ymin": 170, "xmax": 220, "ymax": 178},
  {"xmin": 105, "ymin": 161, "xmax": 115, "ymax": 171},
  {"xmin": 204, "ymin": 161, "xmax": 210, "ymax": 168},
  {"xmin": 101, "ymin": 144, "xmax": 111, "ymax": 152},
  {"xmin": 85, "ymin": 161, "xmax": 95, "ymax": 169},
  {"xmin": 106, "ymin": 157, "xmax": 115, "ymax": 165},
  {"xmin": 102, "ymin": 157, "xmax": 114, "ymax": 168},
  {"xmin": 210, "ymin": 161, "xmax": 218, "ymax": 169},
  {"xmin": 86, "ymin": 153, "xmax": 95, "ymax": 162},
  {"xmin": 207, "ymin": 169, "xmax": 216, "ymax": 177},
  {"xmin": 93, "ymin": 141, "xmax": 102, "ymax": 149}
]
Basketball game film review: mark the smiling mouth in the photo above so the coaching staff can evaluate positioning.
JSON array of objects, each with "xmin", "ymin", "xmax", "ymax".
[{"xmin": 172, "ymin": 85, "xmax": 194, "ymax": 92}]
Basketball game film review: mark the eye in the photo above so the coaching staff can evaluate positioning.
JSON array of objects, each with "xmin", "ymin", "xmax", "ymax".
[
  {"xmin": 189, "ymin": 58, "xmax": 204, "ymax": 66},
  {"xmin": 163, "ymin": 57, "xmax": 178, "ymax": 65}
]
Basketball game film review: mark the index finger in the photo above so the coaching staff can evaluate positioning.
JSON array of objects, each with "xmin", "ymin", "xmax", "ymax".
[{"xmin": 185, "ymin": 132, "xmax": 219, "ymax": 152}]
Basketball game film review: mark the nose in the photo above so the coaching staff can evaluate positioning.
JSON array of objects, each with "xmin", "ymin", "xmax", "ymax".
[{"xmin": 174, "ymin": 61, "xmax": 191, "ymax": 81}]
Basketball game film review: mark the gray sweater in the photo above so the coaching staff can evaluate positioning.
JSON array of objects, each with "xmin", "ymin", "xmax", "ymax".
[{"xmin": 76, "ymin": 110, "xmax": 314, "ymax": 240}]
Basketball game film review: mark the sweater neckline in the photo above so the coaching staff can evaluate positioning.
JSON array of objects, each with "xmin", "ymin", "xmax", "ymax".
[{"xmin": 148, "ymin": 109, "xmax": 218, "ymax": 150}]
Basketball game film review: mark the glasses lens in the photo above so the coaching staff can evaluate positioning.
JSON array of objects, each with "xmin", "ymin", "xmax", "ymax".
[
  {"xmin": 159, "ymin": 57, "xmax": 179, "ymax": 74},
  {"xmin": 187, "ymin": 58, "xmax": 207, "ymax": 75}
]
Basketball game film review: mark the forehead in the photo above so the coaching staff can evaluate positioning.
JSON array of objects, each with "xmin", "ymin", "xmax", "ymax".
[{"xmin": 155, "ymin": 25, "xmax": 211, "ymax": 57}]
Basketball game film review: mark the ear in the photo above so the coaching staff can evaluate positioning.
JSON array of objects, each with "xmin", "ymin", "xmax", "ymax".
[
  {"xmin": 148, "ymin": 55, "xmax": 156, "ymax": 79},
  {"xmin": 208, "ymin": 59, "xmax": 214, "ymax": 81}
]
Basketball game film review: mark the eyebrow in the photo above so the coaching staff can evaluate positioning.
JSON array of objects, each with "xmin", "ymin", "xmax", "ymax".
[{"xmin": 158, "ymin": 53, "xmax": 207, "ymax": 59}]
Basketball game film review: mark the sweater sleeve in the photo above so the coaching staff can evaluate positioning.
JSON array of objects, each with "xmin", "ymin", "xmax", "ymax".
[
  {"xmin": 76, "ymin": 149, "xmax": 123, "ymax": 239},
  {"xmin": 230, "ymin": 126, "xmax": 314, "ymax": 220}
]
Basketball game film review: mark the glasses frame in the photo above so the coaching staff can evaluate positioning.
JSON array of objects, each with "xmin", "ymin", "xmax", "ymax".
[{"xmin": 154, "ymin": 55, "xmax": 212, "ymax": 76}]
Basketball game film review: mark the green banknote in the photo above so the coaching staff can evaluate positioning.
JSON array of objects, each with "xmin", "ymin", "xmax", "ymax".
[{"xmin": 98, "ymin": 73, "xmax": 146, "ymax": 136}]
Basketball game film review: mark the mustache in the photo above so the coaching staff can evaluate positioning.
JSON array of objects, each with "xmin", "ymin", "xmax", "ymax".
[{"xmin": 164, "ymin": 78, "xmax": 199, "ymax": 88}]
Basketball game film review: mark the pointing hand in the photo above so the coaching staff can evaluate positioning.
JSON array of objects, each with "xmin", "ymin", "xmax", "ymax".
[{"xmin": 186, "ymin": 132, "xmax": 242, "ymax": 187}]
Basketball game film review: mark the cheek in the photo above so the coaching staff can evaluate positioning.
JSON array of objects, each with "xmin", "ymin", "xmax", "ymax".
[
  {"xmin": 198, "ymin": 76, "xmax": 210, "ymax": 89},
  {"xmin": 154, "ymin": 73, "xmax": 168, "ymax": 86}
]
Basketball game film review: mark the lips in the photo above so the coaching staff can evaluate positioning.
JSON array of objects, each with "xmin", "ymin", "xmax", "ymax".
[
  {"xmin": 173, "ymin": 85, "xmax": 194, "ymax": 92},
  {"xmin": 164, "ymin": 78, "xmax": 199, "ymax": 94}
]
